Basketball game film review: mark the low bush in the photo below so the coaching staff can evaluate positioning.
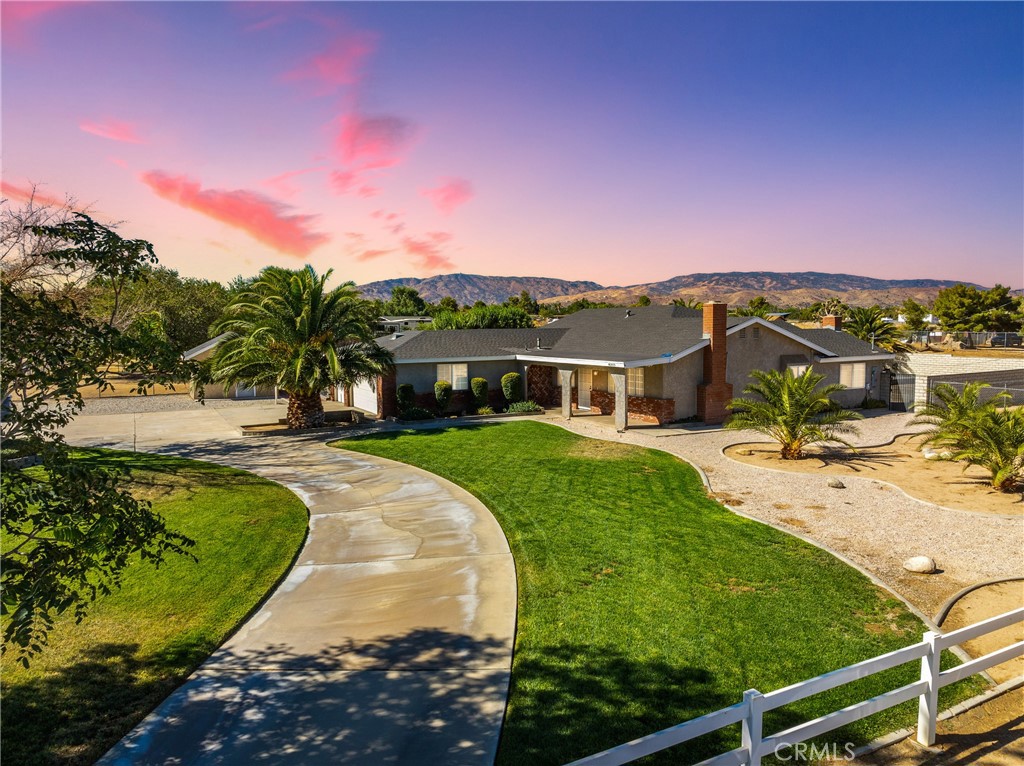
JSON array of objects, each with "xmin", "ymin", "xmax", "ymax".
[
  {"xmin": 507, "ymin": 400, "xmax": 543, "ymax": 413},
  {"xmin": 501, "ymin": 372, "xmax": 524, "ymax": 403},
  {"xmin": 475, "ymin": 405, "xmax": 495, "ymax": 415},
  {"xmin": 396, "ymin": 383, "xmax": 415, "ymax": 411},
  {"xmin": 434, "ymin": 380, "xmax": 453, "ymax": 413},
  {"xmin": 398, "ymin": 406, "xmax": 435, "ymax": 421},
  {"xmin": 859, "ymin": 397, "xmax": 888, "ymax": 409},
  {"xmin": 471, "ymin": 378, "xmax": 489, "ymax": 411}
]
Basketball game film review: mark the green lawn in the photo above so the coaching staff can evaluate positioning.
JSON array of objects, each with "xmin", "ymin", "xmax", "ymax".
[
  {"xmin": 336, "ymin": 421, "xmax": 982, "ymax": 765},
  {"xmin": 1, "ymin": 449, "xmax": 308, "ymax": 766}
]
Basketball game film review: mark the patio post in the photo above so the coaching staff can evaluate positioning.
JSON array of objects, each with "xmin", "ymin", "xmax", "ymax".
[
  {"xmin": 558, "ymin": 367, "xmax": 574, "ymax": 419},
  {"xmin": 610, "ymin": 370, "xmax": 627, "ymax": 431}
]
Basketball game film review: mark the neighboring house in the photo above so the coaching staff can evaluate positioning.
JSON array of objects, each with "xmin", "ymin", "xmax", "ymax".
[
  {"xmin": 345, "ymin": 303, "xmax": 894, "ymax": 430},
  {"xmin": 376, "ymin": 316, "xmax": 433, "ymax": 335},
  {"xmin": 182, "ymin": 333, "xmax": 276, "ymax": 400}
]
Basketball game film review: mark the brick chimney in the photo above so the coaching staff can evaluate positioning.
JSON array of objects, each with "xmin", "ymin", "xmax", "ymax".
[
  {"xmin": 823, "ymin": 314, "xmax": 842, "ymax": 332},
  {"xmin": 697, "ymin": 301, "xmax": 733, "ymax": 425}
]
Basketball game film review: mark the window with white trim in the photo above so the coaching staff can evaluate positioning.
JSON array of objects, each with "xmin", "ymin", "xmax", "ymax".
[
  {"xmin": 437, "ymin": 363, "xmax": 469, "ymax": 390},
  {"xmin": 840, "ymin": 363, "xmax": 866, "ymax": 389},
  {"xmin": 786, "ymin": 363, "xmax": 809, "ymax": 377},
  {"xmin": 627, "ymin": 368, "xmax": 645, "ymax": 397}
]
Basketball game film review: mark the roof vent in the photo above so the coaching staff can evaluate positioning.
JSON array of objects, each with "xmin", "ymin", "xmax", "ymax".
[
  {"xmin": 392, "ymin": 333, "xmax": 403, "ymax": 340},
  {"xmin": 536, "ymin": 337, "xmax": 541, "ymax": 349}
]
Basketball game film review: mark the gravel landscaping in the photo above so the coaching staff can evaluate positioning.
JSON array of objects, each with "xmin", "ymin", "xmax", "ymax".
[
  {"xmin": 538, "ymin": 411, "xmax": 1024, "ymax": 619},
  {"xmin": 78, "ymin": 395, "xmax": 279, "ymax": 415}
]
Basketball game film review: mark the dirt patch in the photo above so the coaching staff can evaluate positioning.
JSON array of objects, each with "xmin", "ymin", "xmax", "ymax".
[
  {"xmin": 724, "ymin": 436, "xmax": 1022, "ymax": 516},
  {"xmin": 564, "ymin": 440, "xmax": 638, "ymax": 461},
  {"xmin": 779, "ymin": 516, "xmax": 810, "ymax": 529}
]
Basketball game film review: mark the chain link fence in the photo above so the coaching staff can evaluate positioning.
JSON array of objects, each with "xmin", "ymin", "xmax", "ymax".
[{"xmin": 927, "ymin": 379, "xmax": 1024, "ymax": 407}]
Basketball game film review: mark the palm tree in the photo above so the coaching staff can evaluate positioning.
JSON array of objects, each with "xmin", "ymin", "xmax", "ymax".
[
  {"xmin": 911, "ymin": 382, "xmax": 1022, "ymax": 491},
  {"xmin": 726, "ymin": 368, "xmax": 863, "ymax": 459},
  {"xmin": 909, "ymin": 381, "xmax": 994, "ymax": 450},
  {"xmin": 843, "ymin": 307, "xmax": 911, "ymax": 353},
  {"xmin": 210, "ymin": 265, "xmax": 393, "ymax": 429}
]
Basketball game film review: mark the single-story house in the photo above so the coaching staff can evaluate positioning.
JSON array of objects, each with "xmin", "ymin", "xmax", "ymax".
[
  {"xmin": 376, "ymin": 316, "xmax": 433, "ymax": 334},
  {"xmin": 182, "ymin": 333, "xmax": 277, "ymax": 400},
  {"xmin": 345, "ymin": 303, "xmax": 894, "ymax": 430}
]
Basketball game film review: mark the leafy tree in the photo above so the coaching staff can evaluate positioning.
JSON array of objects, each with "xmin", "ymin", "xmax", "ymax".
[
  {"xmin": 843, "ymin": 307, "xmax": 911, "ymax": 353},
  {"xmin": 385, "ymin": 286, "xmax": 427, "ymax": 316},
  {"xmin": 911, "ymin": 383, "xmax": 1023, "ymax": 491},
  {"xmin": 731, "ymin": 296, "xmax": 780, "ymax": 318},
  {"xmin": 1, "ymin": 211, "xmax": 201, "ymax": 663},
  {"xmin": 428, "ymin": 305, "xmax": 533, "ymax": 330},
  {"xmin": 817, "ymin": 298, "xmax": 850, "ymax": 320},
  {"xmin": 210, "ymin": 265, "xmax": 393, "ymax": 429},
  {"xmin": 933, "ymin": 284, "xmax": 1023, "ymax": 332},
  {"xmin": 437, "ymin": 296, "xmax": 459, "ymax": 313},
  {"xmin": 633, "ymin": 295, "xmax": 652, "ymax": 307},
  {"xmin": 899, "ymin": 299, "xmax": 929, "ymax": 332},
  {"xmin": 671, "ymin": 297, "xmax": 703, "ymax": 310},
  {"xmin": 85, "ymin": 266, "xmax": 229, "ymax": 352},
  {"xmin": 725, "ymin": 368, "xmax": 862, "ymax": 459},
  {"xmin": 505, "ymin": 289, "xmax": 540, "ymax": 314}
]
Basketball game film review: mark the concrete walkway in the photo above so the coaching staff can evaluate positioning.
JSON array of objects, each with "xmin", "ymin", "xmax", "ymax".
[{"xmin": 63, "ymin": 404, "xmax": 516, "ymax": 765}]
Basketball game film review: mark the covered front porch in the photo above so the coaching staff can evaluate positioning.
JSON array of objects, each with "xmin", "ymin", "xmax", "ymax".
[{"xmin": 525, "ymin": 363, "xmax": 676, "ymax": 432}]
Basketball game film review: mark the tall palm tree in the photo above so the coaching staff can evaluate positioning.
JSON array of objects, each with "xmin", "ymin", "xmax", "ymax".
[
  {"xmin": 843, "ymin": 307, "xmax": 911, "ymax": 353},
  {"xmin": 210, "ymin": 265, "xmax": 393, "ymax": 429},
  {"xmin": 726, "ymin": 368, "xmax": 863, "ymax": 459},
  {"xmin": 909, "ymin": 381, "xmax": 995, "ymax": 448}
]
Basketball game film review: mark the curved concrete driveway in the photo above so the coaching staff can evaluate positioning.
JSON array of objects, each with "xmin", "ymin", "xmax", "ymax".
[{"xmin": 62, "ymin": 404, "xmax": 516, "ymax": 765}]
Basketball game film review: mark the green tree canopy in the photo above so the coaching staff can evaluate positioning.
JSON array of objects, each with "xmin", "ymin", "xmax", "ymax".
[
  {"xmin": 933, "ymin": 284, "xmax": 1023, "ymax": 331},
  {"xmin": 428, "ymin": 304, "xmax": 534, "ymax": 330},
  {"xmin": 2, "ymin": 210, "xmax": 200, "ymax": 663},
  {"xmin": 899, "ymin": 298, "xmax": 930, "ymax": 332},
  {"xmin": 385, "ymin": 285, "xmax": 427, "ymax": 316},
  {"xmin": 210, "ymin": 265, "xmax": 393, "ymax": 429}
]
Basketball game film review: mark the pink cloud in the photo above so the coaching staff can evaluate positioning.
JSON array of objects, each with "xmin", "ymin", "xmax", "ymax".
[
  {"xmin": 1, "ymin": 181, "xmax": 66, "ymax": 208},
  {"xmin": 263, "ymin": 166, "xmax": 325, "ymax": 198},
  {"xmin": 80, "ymin": 119, "xmax": 145, "ymax": 144},
  {"xmin": 334, "ymin": 112, "xmax": 416, "ymax": 171},
  {"xmin": 421, "ymin": 177, "xmax": 474, "ymax": 216},
  {"xmin": 356, "ymin": 248, "xmax": 394, "ymax": 262},
  {"xmin": 1, "ymin": 1, "xmax": 66, "ymax": 48},
  {"xmin": 283, "ymin": 32, "xmax": 377, "ymax": 94},
  {"xmin": 107, "ymin": 156, "xmax": 129, "ymax": 168},
  {"xmin": 356, "ymin": 185, "xmax": 380, "ymax": 198},
  {"xmin": 140, "ymin": 171, "xmax": 329, "ymax": 257},
  {"xmin": 402, "ymin": 231, "xmax": 455, "ymax": 272}
]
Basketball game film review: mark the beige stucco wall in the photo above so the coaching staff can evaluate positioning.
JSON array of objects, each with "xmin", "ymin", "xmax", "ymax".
[
  {"xmin": 660, "ymin": 353, "xmax": 704, "ymax": 420},
  {"xmin": 396, "ymin": 359, "xmax": 519, "ymax": 394}
]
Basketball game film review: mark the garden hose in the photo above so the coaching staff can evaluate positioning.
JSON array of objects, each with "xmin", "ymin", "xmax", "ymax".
[{"xmin": 933, "ymin": 577, "xmax": 1024, "ymax": 627}]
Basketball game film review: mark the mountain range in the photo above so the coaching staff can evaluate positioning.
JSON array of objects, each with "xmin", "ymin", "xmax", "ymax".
[{"xmin": 357, "ymin": 271, "xmax": 989, "ymax": 308}]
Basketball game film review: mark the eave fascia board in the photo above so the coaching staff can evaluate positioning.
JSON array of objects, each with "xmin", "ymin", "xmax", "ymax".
[{"xmin": 814, "ymin": 354, "xmax": 896, "ymax": 364}]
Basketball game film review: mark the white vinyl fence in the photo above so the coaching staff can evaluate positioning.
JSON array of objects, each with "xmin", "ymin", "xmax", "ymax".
[{"xmin": 567, "ymin": 607, "xmax": 1024, "ymax": 766}]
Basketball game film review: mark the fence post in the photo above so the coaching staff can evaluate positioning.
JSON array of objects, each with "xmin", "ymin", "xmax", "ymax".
[
  {"xmin": 917, "ymin": 630, "xmax": 940, "ymax": 746},
  {"xmin": 742, "ymin": 688, "xmax": 764, "ymax": 766}
]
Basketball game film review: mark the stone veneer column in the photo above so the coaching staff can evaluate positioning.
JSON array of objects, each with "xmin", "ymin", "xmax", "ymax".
[
  {"xmin": 558, "ymin": 368, "xmax": 574, "ymax": 419},
  {"xmin": 610, "ymin": 370, "xmax": 627, "ymax": 432},
  {"xmin": 697, "ymin": 301, "xmax": 733, "ymax": 425}
]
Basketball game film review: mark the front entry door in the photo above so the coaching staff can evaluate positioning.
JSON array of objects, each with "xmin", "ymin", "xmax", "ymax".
[{"xmin": 578, "ymin": 367, "xmax": 593, "ymax": 409}]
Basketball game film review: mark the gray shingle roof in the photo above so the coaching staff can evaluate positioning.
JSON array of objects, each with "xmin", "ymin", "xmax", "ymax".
[{"xmin": 375, "ymin": 308, "xmax": 892, "ymax": 365}]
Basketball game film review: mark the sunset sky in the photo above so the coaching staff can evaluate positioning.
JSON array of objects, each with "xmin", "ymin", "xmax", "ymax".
[{"xmin": 3, "ymin": 1, "xmax": 1022, "ymax": 288}]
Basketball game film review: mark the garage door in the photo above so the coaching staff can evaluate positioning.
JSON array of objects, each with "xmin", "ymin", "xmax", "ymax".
[{"xmin": 353, "ymin": 379, "xmax": 378, "ymax": 414}]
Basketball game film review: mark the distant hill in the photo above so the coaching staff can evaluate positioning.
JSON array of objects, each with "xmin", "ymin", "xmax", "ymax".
[
  {"xmin": 356, "ymin": 274, "xmax": 604, "ymax": 305},
  {"xmin": 357, "ymin": 270, "xmax": 991, "ymax": 308},
  {"xmin": 543, "ymin": 271, "xmax": 989, "ymax": 308}
]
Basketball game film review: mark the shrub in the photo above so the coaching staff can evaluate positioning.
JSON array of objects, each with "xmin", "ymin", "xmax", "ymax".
[
  {"xmin": 471, "ymin": 378, "xmax": 489, "ymax": 411},
  {"xmin": 396, "ymin": 383, "xmax": 415, "ymax": 412},
  {"xmin": 476, "ymin": 405, "xmax": 495, "ymax": 415},
  {"xmin": 501, "ymin": 372, "xmax": 524, "ymax": 403},
  {"xmin": 398, "ymin": 406, "xmax": 435, "ymax": 421},
  {"xmin": 859, "ymin": 397, "xmax": 888, "ymax": 409},
  {"xmin": 507, "ymin": 400, "xmax": 543, "ymax": 413},
  {"xmin": 434, "ymin": 380, "xmax": 453, "ymax": 413}
]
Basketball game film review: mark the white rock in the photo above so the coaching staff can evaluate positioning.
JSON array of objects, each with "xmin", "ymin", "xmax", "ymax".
[
  {"xmin": 903, "ymin": 556, "xmax": 937, "ymax": 574},
  {"xmin": 827, "ymin": 478, "xmax": 846, "ymax": 489}
]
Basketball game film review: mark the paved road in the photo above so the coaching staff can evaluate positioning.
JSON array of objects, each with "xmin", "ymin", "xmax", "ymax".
[{"xmin": 63, "ymin": 404, "xmax": 516, "ymax": 765}]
